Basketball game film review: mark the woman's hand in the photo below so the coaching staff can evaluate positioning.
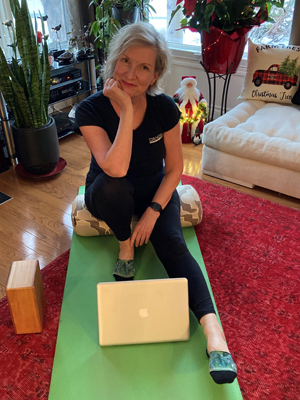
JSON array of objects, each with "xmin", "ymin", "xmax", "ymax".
[
  {"xmin": 131, "ymin": 207, "xmax": 160, "ymax": 247},
  {"xmin": 103, "ymin": 78, "xmax": 131, "ymax": 111}
]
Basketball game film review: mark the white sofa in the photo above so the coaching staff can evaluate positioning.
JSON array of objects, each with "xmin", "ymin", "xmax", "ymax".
[{"xmin": 202, "ymin": 100, "xmax": 300, "ymax": 199}]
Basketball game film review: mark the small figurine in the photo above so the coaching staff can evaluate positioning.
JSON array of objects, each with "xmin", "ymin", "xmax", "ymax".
[
  {"xmin": 38, "ymin": 15, "xmax": 48, "ymax": 21},
  {"xmin": 75, "ymin": 48, "xmax": 86, "ymax": 60},
  {"xmin": 52, "ymin": 23, "xmax": 62, "ymax": 50},
  {"xmin": 173, "ymin": 76, "xmax": 208, "ymax": 144},
  {"xmin": 57, "ymin": 51, "xmax": 73, "ymax": 63},
  {"xmin": 52, "ymin": 24, "xmax": 62, "ymax": 32}
]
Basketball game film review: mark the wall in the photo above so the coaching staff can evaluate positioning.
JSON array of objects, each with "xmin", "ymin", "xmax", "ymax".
[{"xmin": 164, "ymin": 49, "xmax": 247, "ymax": 118}]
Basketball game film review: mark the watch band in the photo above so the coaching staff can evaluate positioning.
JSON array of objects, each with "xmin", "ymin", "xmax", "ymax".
[{"xmin": 150, "ymin": 202, "xmax": 162, "ymax": 213}]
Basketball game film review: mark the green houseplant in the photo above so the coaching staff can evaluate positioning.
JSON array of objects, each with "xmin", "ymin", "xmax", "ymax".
[
  {"xmin": 170, "ymin": 0, "xmax": 285, "ymax": 33},
  {"xmin": 0, "ymin": 0, "xmax": 59, "ymax": 175},
  {"xmin": 170, "ymin": 0, "xmax": 285, "ymax": 74},
  {"xmin": 90, "ymin": 0, "xmax": 156, "ymax": 57}
]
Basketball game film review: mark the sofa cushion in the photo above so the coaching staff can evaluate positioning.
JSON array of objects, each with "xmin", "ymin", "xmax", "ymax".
[
  {"xmin": 202, "ymin": 100, "xmax": 300, "ymax": 172},
  {"xmin": 240, "ymin": 40, "xmax": 300, "ymax": 104}
]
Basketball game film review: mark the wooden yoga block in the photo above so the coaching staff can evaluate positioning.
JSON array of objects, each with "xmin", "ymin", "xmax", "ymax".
[{"xmin": 6, "ymin": 260, "xmax": 46, "ymax": 334}]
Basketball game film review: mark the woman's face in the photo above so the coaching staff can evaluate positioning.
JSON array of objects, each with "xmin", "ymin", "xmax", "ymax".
[{"xmin": 113, "ymin": 46, "xmax": 158, "ymax": 99}]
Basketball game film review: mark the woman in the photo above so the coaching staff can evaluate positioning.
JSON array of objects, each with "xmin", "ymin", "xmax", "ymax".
[{"xmin": 75, "ymin": 21, "xmax": 237, "ymax": 385}]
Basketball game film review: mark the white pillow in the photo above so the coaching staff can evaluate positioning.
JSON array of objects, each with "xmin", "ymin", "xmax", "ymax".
[
  {"xmin": 71, "ymin": 185, "xmax": 203, "ymax": 237},
  {"xmin": 240, "ymin": 39, "xmax": 300, "ymax": 104}
]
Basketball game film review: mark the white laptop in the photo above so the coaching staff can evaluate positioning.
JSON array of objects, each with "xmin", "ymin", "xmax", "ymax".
[{"xmin": 97, "ymin": 278, "xmax": 190, "ymax": 346}]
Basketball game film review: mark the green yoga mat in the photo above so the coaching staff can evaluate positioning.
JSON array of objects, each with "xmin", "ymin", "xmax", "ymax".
[{"xmin": 49, "ymin": 190, "xmax": 242, "ymax": 400}]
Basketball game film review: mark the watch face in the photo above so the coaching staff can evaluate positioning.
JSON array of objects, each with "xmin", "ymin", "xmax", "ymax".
[{"xmin": 151, "ymin": 202, "xmax": 162, "ymax": 212}]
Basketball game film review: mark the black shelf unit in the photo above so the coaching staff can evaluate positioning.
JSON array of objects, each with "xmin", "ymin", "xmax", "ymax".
[
  {"xmin": 49, "ymin": 56, "xmax": 98, "ymax": 138},
  {"xmin": 49, "ymin": 80, "xmax": 97, "ymax": 106}
]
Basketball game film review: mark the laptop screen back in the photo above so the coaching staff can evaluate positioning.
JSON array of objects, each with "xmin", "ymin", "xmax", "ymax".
[{"xmin": 97, "ymin": 278, "xmax": 190, "ymax": 346}]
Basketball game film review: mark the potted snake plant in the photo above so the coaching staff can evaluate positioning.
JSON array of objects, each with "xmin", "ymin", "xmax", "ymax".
[{"xmin": 0, "ymin": 0, "xmax": 59, "ymax": 175}]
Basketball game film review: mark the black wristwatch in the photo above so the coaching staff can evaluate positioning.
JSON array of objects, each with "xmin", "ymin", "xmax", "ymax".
[{"xmin": 150, "ymin": 202, "xmax": 162, "ymax": 213}]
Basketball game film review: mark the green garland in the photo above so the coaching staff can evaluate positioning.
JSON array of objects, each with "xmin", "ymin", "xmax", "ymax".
[{"xmin": 179, "ymin": 102, "xmax": 208, "ymax": 124}]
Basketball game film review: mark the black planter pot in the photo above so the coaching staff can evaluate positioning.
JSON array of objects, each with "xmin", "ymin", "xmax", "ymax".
[
  {"xmin": 112, "ymin": 5, "xmax": 140, "ymax": 26},
  {"xmin": 12, "ymin": 116, "xmax": 60, "ymax": 175}
]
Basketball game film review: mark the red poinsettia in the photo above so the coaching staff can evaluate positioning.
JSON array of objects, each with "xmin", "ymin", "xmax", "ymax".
[
  {"xmin": 170, "ymin": 0, "xmax": 284, "ymax": 34},
  {"xmin": 176, "ymin": 0, "xmax": 195, "ymax": 15}
]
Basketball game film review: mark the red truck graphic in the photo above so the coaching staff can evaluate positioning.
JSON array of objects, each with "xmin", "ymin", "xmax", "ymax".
[{"xmin": 252, "ymin": 64, "xmax": 298, "ymax": 90}]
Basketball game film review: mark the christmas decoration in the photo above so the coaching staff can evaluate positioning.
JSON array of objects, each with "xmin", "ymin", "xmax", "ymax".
[
  {"xmin": 173, "ymin": 76, "xmax": 208, "ymax": 145},
  {"xmin": 169, "ymin": 0, "xmax": 285, "ymax": 75}
]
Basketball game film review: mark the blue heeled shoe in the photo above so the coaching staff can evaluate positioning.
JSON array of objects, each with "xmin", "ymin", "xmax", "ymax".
[{"xmin": 206, "ymin": 349, "xmax": 237, "ymax": 384}]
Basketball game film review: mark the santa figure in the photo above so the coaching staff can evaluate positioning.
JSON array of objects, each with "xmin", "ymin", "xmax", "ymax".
[{"xmin": 173, "ymin": 76, "xmax": 207, "ymax": 145}]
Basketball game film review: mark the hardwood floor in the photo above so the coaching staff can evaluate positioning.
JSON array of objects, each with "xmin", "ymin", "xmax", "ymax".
[{"xmin": 0, "ymin": 133, "xmax": 299, "ymax": 300}]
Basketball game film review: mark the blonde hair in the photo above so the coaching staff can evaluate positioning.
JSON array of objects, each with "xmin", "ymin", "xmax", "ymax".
[{"xmin": 101, "ymin": 22, "xmax": 171, "ymax": 95}]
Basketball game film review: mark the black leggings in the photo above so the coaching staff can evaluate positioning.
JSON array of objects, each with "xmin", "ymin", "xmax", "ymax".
[{"xmin": 85, "ymin": 173, "xmax": 215, "ymax": 321}]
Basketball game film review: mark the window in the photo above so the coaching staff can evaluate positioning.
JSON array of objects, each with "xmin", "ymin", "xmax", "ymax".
[
  {"xmin": 149, "ymin": 0, "xmax": 200, "ymax": 51},
  {"xmin": 249, "ymin": 0, "xmax": 295, "ymax": 45},
  {"xmin": 27, "ymin": 0, "xmax": 71, "ymax": 51},
  {"xmin": 149, "ymin": 0, "xmax": 296, "ymax": 53},
  {"xmin": 0, "ymin": 0, "xmax": 71, "ymax": 58}
]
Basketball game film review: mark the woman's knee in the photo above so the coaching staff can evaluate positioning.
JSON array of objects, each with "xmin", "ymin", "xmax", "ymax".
[
  {"xmin": 90, "ymin": 175, "xmax": 133, "ymax": 203},
  {"xmin": 85, "ymin": 174, "xmax": 135, "ymax": 219},
  {"xmin": 105, "ymin": 175, "xmax": 132, "ymax": 197}
]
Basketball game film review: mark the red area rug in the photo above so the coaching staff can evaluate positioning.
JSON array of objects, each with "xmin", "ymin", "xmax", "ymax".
[
  {"xmin": 0, "ymin": 176, "xmax": 299, "ymax": 399},
  {"xmin": 0, "ymin": 250, "xmax": 69, "ymax": 400},
  {"xmin": 183, "ymin": 176, "xmax": 300, "ymax": 400}
]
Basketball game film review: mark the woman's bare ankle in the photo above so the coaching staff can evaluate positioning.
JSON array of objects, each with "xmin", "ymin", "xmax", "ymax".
[
  {"xmin": 119, "ymin": 239, "xmax": 134, "ymax": 260},
  {"xmin": 200, "ymin": 313, "xmax": 230, "ymax": 354}
]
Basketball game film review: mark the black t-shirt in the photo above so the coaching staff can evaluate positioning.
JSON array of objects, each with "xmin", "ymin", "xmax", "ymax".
[{"xmin": 75, "ymin": 90, "xmax": 181, "ymax": 184}]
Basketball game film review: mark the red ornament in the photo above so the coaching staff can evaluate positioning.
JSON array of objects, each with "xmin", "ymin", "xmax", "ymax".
[{"xmin": 37, "ymin": 31, "xmax": 43, "ymax": 44}]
